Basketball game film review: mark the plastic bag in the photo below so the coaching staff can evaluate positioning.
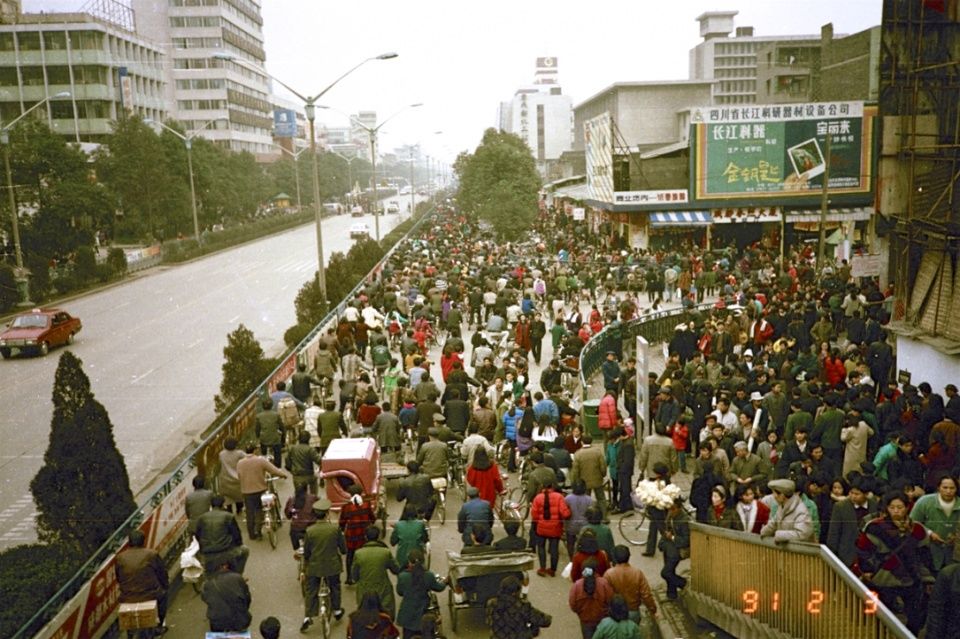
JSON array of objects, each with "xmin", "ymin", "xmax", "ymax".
[
  {"xmin": 560, "ymin": 562, "xmax": 573, "ymax": 580},
  {"xmin": 180, "ymin": 536, "xmax": 203, "ymax": 582}
]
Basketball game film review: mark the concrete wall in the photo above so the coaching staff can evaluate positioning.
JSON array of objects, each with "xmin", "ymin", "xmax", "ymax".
[
  {"xmin": 816, "ymin": 26, "xmax": 880, "ymax": 102},
  {"xmin": 894, "ymin": 334, "xmax": 960, "ymax": 395}
]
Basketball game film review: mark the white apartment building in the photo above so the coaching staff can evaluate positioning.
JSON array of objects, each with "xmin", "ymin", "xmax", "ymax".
[
  {"xmin": 689, "ymin": 11, "xmax": 821, "ymax": 105},
  {"xmin": 133, "ymin": 0, "xmax": 273, "ymax": 154},
  {"xmin": 498, "ymin": 57, "xmax": 573, "ymax": 176}
]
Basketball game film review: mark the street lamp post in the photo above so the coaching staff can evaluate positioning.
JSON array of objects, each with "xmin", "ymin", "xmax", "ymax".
[
  {"xmin": 145, "ymin": 117, "xmax": 225, "ymax": 245},
  {"xmin": 331, "ymin": 151, "xmax": 361, "ymax": 202},
  {"xmin": 323, "ymin": 103, "xmax": 423, "ymax": 242},
  {"xmin": 2, "ymin": 91, "xmax": 70, "ymax": 305},
  {"xmin": 274, "ymin": 144, "xmax": 306, "ymax": 212},
  {"xmin": 214, "ymin": 52, "xmax": 397, "ymax": 302}
]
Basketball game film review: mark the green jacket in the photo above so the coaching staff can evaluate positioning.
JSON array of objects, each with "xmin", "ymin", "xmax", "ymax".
[
  {"xmin": 910, "ymin": 494, "xmax": 960, "ymax": 571},
  {"xmin": 256, "ymin": 409, "xmax": 284, "ymax": 447},
  {"xmin": 390, "ymin": 519, "xmax": 428, "ymax": 568},
  {"xmin": 351, "ymin": 540, "xmax": 401, "ymax": 618},
  {"xmin": 318, "ymin": 411, "xmax": 346, "ymax": 448},
  {"xmin": 395, "ymin": 568, "xmax": 446, "ymax": 630},
  {"xmin": 578, "ymin": 523, "xmax": 615, "ymax": 560},
  {"xmin": 593, "ymin": 617, "xmax": 642, "ymax": 639},
  {"xmin": 303, "ymin": 519, "xmax": 345, "ymax": 578},
  {"xmin": 813, "ymin": 408, "xmax": 845, "ymax": 452}
]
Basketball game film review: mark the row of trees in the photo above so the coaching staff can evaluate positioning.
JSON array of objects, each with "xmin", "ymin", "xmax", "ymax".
[
  {"xmin": 0, "ymin": 116, "xmax": 381, "ymax": 308},
  {"xmin": 453, "ymin": 128, "xmax": 541, "ymax": 238}
]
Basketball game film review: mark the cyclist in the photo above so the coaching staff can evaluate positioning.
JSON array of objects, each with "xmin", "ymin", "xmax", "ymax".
[
  {"xmin": 115, "ymin": 530, "xmax": 169, "ymax": 635},
  {"xmin": 370, "ymin": 339, "xmax": 392, "ymax": 392},
  {"xmin": 417, "ymin": 427, "xmax": 450, "ymax": 481},
  {"xmin": 301, "ymin": 498, "xmax": 346, "ymax": 632},
  {"xmin": 194, "ymin": 495, "xmax": 249, "ymax": 574},
  {"xmin": 291, "ymin": 362, "xmax": 322, "ymax": 405},
  {"xmin": 397, "ymin": 461, "xmax": 436, "ymax": 520}
]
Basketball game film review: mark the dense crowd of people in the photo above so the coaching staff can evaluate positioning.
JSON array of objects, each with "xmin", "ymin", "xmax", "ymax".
[{"xmin": 112, "ymin": 199, "xmax": 958, "ymax": 639}]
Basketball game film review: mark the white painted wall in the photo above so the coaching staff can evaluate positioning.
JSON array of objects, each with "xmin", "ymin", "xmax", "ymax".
[{"xmin": 894, "ymin": 335, "xmax": 960, "ymax": 393}]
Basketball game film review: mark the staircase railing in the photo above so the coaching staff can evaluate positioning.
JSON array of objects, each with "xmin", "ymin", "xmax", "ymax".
[{"xmin": 684, "ymin": 522, "xmax": 914, "ymax": 639}]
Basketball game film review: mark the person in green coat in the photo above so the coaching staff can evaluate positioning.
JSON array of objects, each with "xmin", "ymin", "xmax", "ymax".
[
  {"xmin": 301, "ymin": 499, "xmax": 346, "ymax": 632},
  {"xmin": 390, "ymin": 504, "xmax": 429, "ymax": 568},
  {"xmin": 909, "ymin": 475, "xmax": 960, "ymax": 571},
  {"xmin": 593, "ymin": 594, "xmax": 642, "ymax": 639},
  {"xmin": 351, "ymin": 525, "xmax": 402, "ymax": 619},
  {"xmin": 395, "ymin": 548, "xmax": 447, "ymax": 636}
]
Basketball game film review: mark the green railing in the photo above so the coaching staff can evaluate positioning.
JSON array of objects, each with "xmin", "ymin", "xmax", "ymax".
[
  {"xmin": 16, "ymin": 205, "xmax": 439, "ymax": 639},
  {"xmin": 685, "ymin": 522, "xmax": 914, "ymax": 639}
]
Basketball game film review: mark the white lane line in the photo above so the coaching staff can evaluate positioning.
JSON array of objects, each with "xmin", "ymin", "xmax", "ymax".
[
  {"xmin": 131, "ymin": 368, "xmax": 157, "ymax": 384},
  {"xmin": 228, "ymin": 315, "xmax": 240, "ymax": 324},
  {"xmin": 186, "ymin": 339, "xmax": 204, "ymax": 350}
]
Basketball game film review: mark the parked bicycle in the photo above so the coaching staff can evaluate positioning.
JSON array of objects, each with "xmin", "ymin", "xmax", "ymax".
[{"xmin": 261, "ymin": 475, "xmax": 283, "ymax": 549}]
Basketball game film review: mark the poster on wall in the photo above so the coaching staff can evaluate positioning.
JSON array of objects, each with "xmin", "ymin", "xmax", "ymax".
[
  {"xmin": 585, "ymin": 112, "xmax": 613, "ymax": 203},
  {"xmin": 572, "ymin": 207, "xmax": 585, "ymax": 220},
  {"xmin": 690, "ymin": 101, "xmax": 875, "ymax": 200}
]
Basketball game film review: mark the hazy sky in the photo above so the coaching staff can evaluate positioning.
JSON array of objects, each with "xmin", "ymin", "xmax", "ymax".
[{"xmin": 26, "ymin": 0, "xmax": 882, "ymax": 165}]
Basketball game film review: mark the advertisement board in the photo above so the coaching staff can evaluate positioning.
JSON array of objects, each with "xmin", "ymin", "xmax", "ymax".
[
  {"xmin": 273, "ymin": 109, "xmax": 297, "ymax": 138},
  {"xmin": 585, "ymin": 112, "xmax": 613, "ymax": 203},
  {"xmin": 691, "ymin": 101, "xmax": 875, "ymax": 201}
]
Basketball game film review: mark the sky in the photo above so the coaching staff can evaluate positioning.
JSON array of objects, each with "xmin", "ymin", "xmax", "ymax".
[{"xmin": 26, "ymin": 0, "xmax": 882, "ymax": 167}]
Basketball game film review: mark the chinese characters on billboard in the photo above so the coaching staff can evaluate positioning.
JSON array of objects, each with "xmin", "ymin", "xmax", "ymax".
[{"xmin": 691, "ymin": 102, "xmax": 875, "ymax": 201}]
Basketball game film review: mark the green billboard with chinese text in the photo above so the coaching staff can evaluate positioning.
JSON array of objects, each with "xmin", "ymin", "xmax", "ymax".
[{"xmin": 691, "ymin": 102, "xmax": 875, "ymax": 202}]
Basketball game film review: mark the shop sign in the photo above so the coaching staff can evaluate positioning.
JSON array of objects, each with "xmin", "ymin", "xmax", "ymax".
[
  {"xmin": 712, "ymin": 207, "xmax": 781, "ymax": 224},
  {"xmin": 691, "ymin": 101, "xmax": 874, "ymax": 200},
  {"xmin": 613, "ymin": 190, "xmax": 688, "ymax": 204},
  {"xmin": 572, "ymin": 207, "xmax": 585, "ymax": 220},
  {"xmin": 851, "ymin": 253, "xmax": 882, "ymax": 278}
]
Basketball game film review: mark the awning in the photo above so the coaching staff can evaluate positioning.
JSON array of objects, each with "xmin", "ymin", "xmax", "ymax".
[
  {"xmin": 649, "ymin": 211, "xmax": 713, "ymax": 227},
  {"xmin": 787, "ymin": 207, "xmax": 873, "ymax": 223},
  {"xmin": 554, "ymin": 183, "xmax": 590, "ymax": 201}
]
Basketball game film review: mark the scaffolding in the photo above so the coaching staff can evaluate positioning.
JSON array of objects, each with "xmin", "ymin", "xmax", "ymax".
[
  {"xmin": 79, "ymin": 0, "xmax": 135, "ymax": 32},
  {"xmin": 880, "ymin": 0, "xmax": 960, "ymax": 339}
]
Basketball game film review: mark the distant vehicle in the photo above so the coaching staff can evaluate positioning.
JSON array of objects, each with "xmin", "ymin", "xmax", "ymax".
[
  {"xmin": 350, "ymin": 205, "xmax": 364, "ymax": 217},
  {"xmin": 323, "ymin": 202, "xmax": 343, "ymax": 216},
  {"xmin": 386, "ymin": 201, "xmax": 400, "ymax": 215},
  {"xmin": 399, "ymin": 186, "xmax": 411, "ymax": 195},
  {"xmin": 349, "ymin": 222, "xmax": 370, "ymax": 239},
  {"xmin": 0, "ymin": 308, "xmax": 81, "ymax": 358}
]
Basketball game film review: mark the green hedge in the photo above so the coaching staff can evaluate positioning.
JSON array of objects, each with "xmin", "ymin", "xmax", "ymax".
[
  {"xmin": 0, "ymin": 543, "xmax": 81, "ymax": 638},
  {"xmin": 162, "ymin": 211, "xmax": 316, "ymax": 263}
]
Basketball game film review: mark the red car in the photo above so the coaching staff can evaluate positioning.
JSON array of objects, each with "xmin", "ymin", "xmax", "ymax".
[{"xmin": 0, "ymin": 308, "xmax": 81, "ymax": 358}]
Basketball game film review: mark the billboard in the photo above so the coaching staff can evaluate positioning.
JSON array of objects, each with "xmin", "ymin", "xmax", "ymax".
[
  {"xmin": 585, "ymin": 112, "xmax": 613, "ymax": 203},
  {"xmin": 273, "ymin": 109, "xmax": 297, "ymax": 137},
  {"xmin": 691, "ymin": 101, "xmax": 875, "ymax": 201}
]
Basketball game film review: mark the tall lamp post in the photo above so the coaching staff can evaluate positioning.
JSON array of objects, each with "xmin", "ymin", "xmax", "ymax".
[
  {"xmin": 214, "ymin": 51, "xmax": 398, "ymax": 302},
  {"xmin": 146, "ymin": 117, "xmax": 225, "ymax": 245},
  {"xmin": 331, "ymin": 151, "xmax": 362, "ymax": 201},
  {"xmin": 274, "ymin": 143, "xmax": 307, "ymax": 212},
  {"xmin": 2, "ymin": 91, "xmax": 70, "ymax": 305},
  {"xmin": 322, "ymin": 103, "xmax": 422, "ymax": 242}
]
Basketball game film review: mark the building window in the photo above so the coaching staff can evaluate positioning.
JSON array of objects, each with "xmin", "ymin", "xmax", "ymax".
[
  {"xmin": 74, "ymin": 31, "xmax": 104, "ymax": 50},
  {"xmin": 46, "ymin": 66, "xmax": 70, "ymax": 84},
  {"xmin": 0, "ymin": 33, "xmax": 12, "ymax": 51},
  {"xmin": 17, "ymin": 32, "xmax": 41, "ymax": 51},
  {"xmin": 43, "ymin": 32, "xmax": 67, "ymax": 50},
  {"xmin": 50, "ymin": 101, "xmax": 73, "ymax": 119}
]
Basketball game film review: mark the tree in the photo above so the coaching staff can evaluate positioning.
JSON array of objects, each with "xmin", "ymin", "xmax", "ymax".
[
  {"xmin": 30, "ymin": 352, "xmax": 136, "ymax": 553},
  {"xmin": 214, "ymin": 324, "xmax": 272, "ymax": 414},
  {"xmin": 22, "ymin": 181, "xmax": 112, "ymax": 260},
  {"xmin": 294, "ymin": 276, "xmax": 328, "ymax": 327},
  {"xmin": 454, "ymin": 128, "xmax": 541, "ymax": 238}
]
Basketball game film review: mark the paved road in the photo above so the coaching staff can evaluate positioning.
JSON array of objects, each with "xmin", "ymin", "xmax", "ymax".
[
  {"xmin": 0, "ymin": 205, "xmax": 414, "ymax": 548},
  {"xmin": 163, "ymin": 299, "xmax": 707, "ymax": 639}
]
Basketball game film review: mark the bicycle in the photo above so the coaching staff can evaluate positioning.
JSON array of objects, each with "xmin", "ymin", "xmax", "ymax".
[
  {"xmin": 496, "ymin": 483, "xmax": 528, "ymax": 535},
  {"xmin": 261, "ymin": 476, "xmax": 283, "ymax": 549},
  {"xmin": 296, "ymin": 544, "xmax": 334, "ymax": 637},
  {"xmin": 619, "ymin": 499, "xmax": 695, "ymax": 546},
  {"xmin": 447, "ymin": 443, "xmax": 466, "ymax": 503},
  {"xmin": 430, "ymin": 477, "xmax": 448, "ymax": 525}
]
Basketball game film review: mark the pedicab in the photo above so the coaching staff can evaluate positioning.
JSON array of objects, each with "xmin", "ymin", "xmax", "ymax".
[
  {"xmin": 445, "ymin": 550, "xmax": 535, "ymax": 632},
  {"xmin": 319, "ymin": 437, "xmax": 387, "ymax": 533}
]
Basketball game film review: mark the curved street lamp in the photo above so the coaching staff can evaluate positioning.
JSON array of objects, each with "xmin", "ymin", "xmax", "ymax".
[
  {"xmin": 2, "ymin": 91, "xmax": 71, "ymax": 305},
  {"xmin": 212, "ymin": 51, "xmax": 398, "ymax": 302},
  {"xmin": 145, "ymin": 117, "xmax": 226, "ymax": 245}
]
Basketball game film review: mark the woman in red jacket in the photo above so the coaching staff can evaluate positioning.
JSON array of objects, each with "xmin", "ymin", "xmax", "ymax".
[
  {"xmin": 821, "ymin": 347, "xmax": 846, "ymax": 389},
  {"xmin": 597, "ymin": 390, "xmax": 619, "ymax": 431},
  {"xmin": 530, "ymin": 483, "xmax": 571, "ymax": 576},
  {"xmin": 465, "ymin": 448, "xmax": 504, "ymax": 508}
]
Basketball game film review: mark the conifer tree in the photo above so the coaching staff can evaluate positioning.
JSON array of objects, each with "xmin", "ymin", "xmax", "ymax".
[{"xmin": 30, "ymin": 352, "xmax": 136, "ymax": 553}]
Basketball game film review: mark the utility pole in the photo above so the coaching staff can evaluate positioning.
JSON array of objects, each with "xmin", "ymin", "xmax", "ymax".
[{"xmin": 409, "ymin": 149, "xmax": 415, "ymax": 216}]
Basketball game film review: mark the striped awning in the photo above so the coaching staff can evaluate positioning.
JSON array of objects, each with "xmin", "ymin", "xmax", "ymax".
[
  {"xmin": 787, "ymin": 207, "xmax": 874, "ymax": 223},
  {"xmin": 649, "ymin": 211, "xmax": 713, "ymax": 227}
]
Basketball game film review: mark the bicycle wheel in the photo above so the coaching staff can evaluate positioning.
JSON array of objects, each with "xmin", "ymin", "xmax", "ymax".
[
  {"xmin": 266, "ymin": 516, "xmax": 277, "ymax": 549},
  {"xmin": 618, "ymin": 511, "xmax": 650, "ymax": 546},
  {"xmin": 435, "ymin": 491, "xmax": 446, "ymax": 525},
  {"xmin": 319, "ymin": 602, "xmax": 330, "ymax": 639}
]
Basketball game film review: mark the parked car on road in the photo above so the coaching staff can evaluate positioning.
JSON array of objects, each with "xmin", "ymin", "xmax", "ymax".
[
  {"xmin": 349, "ymin": 223, "xmax": 371, "ymax": 239},
  {"xmin": 350, "ymin": 205, "xmax": 364, "ymax": 217},
  {"xmin": 0, "ymin": 308, "xmax": 81, "ymax": 358},
  {"xmin": 386, "ymin": 201, "xmax": 400, "ymax": 214}
]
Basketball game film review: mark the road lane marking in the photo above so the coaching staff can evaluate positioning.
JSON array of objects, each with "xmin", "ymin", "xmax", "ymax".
[
  {"xmin": 131, "ymin": 368, "xmax": 157, "ymax": 384},
  {"xmin": 228, "ymin": 315, "xmax": 240, "ymax": 324},
  {"xmin": 186, "ymin": 339, "xmax": 203, "ymax": 349}
]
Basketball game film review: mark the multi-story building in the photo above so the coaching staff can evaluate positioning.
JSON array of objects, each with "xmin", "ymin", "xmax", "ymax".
[
  {"xmin": 690, "ymin": 11, "xmax": 821, "ymax": 105},
  {"xmin": 498, "ymin": 57, "xmax": 574, "ymax": 178},
  {"xmin": 133, "ymin": 0, "xmax": 273, "ymax": 154},
  {"xmin": 0, "ymin": 1, "xmax": 166, "ymax": 142}
]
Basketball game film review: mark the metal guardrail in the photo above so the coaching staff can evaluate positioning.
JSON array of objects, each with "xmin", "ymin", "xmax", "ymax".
[
  {"xmin": 15, "ymin": 206, "xmax": 438, "ymax": 639},
  {"xmin": 577, "ymin": 302, "xmax": 716, "ymax": 394},
  {"xmin": 684, "ymin": 522, "xmax": 914, "ymax": 639}
]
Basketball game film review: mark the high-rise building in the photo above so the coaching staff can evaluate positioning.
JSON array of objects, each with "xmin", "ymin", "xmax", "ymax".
[
  {"xmin": 498, "ymin": 57, "xmax": 573, "ymax": 177},
  {"xmin": 133, "ymin": 0, "xmax": 273, "ymax": 154},
  {"xmin": 0, "ymin": 1, "xmax": 167, "ymax": 142},
  {"xmin": 689, "ymin": 11, "xmax": 821, "ymax": 105}
]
